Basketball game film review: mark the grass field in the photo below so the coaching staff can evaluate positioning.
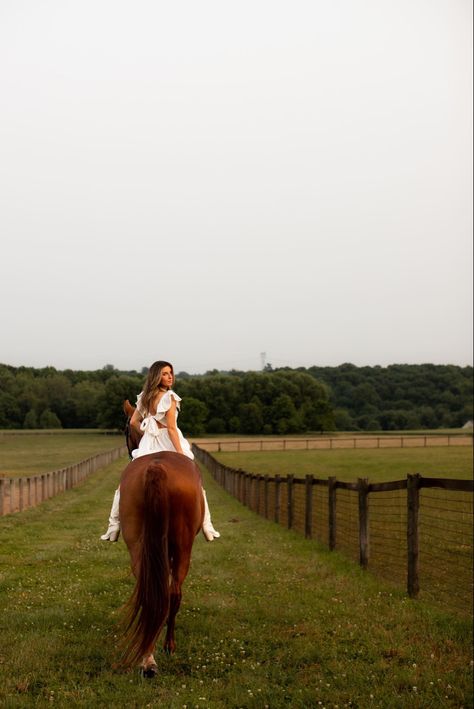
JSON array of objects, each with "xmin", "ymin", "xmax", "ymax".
[
  {"xmin": 0, "ymin": 432, "xmax": 124, "ymax": 477},
  {"xmin": 0, "ymin": 450, "xmax": 472, "ymax": 708},
  {"xmin": 213, "ymin": 447, "xmax": 473, "ymax": 482},
  {"xmin": 210, "ymin": 447, "xmax": 473, "ymax": 617}
]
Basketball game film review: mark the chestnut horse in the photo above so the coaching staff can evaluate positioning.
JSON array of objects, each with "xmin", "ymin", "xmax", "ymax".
[{"xmin": 119, "ymin": 402, "xmax": 204, "ymax": 675}]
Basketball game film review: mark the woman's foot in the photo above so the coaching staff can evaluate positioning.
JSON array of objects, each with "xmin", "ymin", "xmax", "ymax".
[
  {"xmin": 202, "ymin": 523, "xmax": 220, "ymax": 541},
  {"xmin": 100, "ymin": 523, "xmax": 120, "ymax": 542},
  {"xmin": 100, "ymin": 488, "xmax": 121, "ymax": 542},
  {"xmin": 201, "ymin": 488, "xmax": 220, "ymax": 541}
]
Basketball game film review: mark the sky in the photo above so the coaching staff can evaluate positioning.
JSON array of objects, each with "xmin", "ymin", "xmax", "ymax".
[{"xmin": 0, "ymin": 0, "xmax": 472, "ymax": 374}]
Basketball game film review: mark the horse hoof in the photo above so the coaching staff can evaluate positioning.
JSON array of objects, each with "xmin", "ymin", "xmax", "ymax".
[{"xmin": 141, "ymin": 663, "xmax": 158, "ymax": 678}]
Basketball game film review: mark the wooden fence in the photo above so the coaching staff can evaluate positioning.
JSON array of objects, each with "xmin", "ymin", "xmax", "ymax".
[
  {"xmin": 194, "ymin": 445, "xmax": 474, "ymax": 616},
  {"xmin": 0, "ymin": 446, "xmax": 127, "ymax": 516},
  {"xmin": 194, "ymin": 434, "xmax": 473, "ymax": 452}
]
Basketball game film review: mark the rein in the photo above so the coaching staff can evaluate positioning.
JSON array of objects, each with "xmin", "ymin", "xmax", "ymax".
[{"xmin": 125, "ymin": 418, "xmax": 134, "ymax": 460}]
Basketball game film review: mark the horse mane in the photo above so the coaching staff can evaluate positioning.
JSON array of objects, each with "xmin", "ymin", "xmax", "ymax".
[{"xmin": 123, "ymin": 400, "xmax": 141, "ymax": 458}]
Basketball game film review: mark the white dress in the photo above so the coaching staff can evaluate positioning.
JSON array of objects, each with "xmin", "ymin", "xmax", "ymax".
[{"xmin": 131, "ymin": 389, "xmax": 194, "ymax": 461}]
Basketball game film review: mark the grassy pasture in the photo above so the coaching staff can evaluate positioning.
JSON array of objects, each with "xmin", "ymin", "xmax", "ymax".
[
  {"xmin": 0, "ymin": 449, "xmax": 472, "ymax": 708},
  {"xmin": 213, "ymin": 446, "xmax": 473, "ymax": 482},
  {"xmin": 211, "ymin": 447, "xmax": 473, "ymax": 618},
  {"xmin": 0, "ymin": 432, "xmax": 124, "ymax": 477}
]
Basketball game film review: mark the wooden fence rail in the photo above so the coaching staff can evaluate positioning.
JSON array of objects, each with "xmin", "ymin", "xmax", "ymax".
[
  {"xmin": 193, "ymin": 445, "xmax": 474, "ymax": 616},
  {"xmin": 193, "ymin": 434, "xmax": 472, "ymax": 452},
  {"xmin": 0, "ymin": 446, "xmax": 128, "ymax": 516}
]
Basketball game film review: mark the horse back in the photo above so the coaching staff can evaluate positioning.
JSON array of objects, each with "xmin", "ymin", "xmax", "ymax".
[{"xmin": 120, "ymin": 452, "xmax": 203, "ymax": 544}]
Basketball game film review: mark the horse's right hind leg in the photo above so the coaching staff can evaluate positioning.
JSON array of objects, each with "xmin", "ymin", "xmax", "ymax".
[
  {"xmin": 164, "ymin": 548, "xmax": 192, "ymax": 654},
  {"xmin": 141, "ymin": 654, "xmax": 158, "ymax": 678}
]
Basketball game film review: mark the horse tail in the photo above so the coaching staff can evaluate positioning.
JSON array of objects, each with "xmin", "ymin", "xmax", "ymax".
[{"xmin": 122, "ymin": 462, "xmax": 170, "ymax": 665}]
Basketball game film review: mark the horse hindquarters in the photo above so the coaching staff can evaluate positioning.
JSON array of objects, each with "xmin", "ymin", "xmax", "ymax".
[{"xmin": 123, "ymin": 462, "xmax": 170, "ymax": 666}]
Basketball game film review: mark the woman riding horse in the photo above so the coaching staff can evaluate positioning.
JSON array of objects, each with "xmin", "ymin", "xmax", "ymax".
[{"xmin": 100, "ymin": 360, "xmax": 220, "ymax": 543}]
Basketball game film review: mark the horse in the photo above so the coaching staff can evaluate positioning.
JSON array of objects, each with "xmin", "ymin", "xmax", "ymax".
[{"xmin": 119, "ymin": 451, "xmax": 204, "ymax": 676}]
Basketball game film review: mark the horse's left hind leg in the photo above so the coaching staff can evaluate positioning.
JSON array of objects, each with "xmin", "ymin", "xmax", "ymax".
[{"xmin": 164, "ymin": 549, "xmax": 191, "ymax": 654}]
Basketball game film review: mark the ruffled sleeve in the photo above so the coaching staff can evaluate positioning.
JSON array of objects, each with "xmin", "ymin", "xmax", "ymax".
[
  {"xmin": 156, "ymin": 390, "xmax": 181, "ymax": 420},
  {"xmin": 135, "ymin": 391, "xmax": 146, "ymax": 416}
]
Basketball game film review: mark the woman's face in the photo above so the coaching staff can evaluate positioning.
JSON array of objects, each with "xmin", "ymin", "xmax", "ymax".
[{"xmin": 159, "ymin": 366, "xmax": 174, "ymax": 389}]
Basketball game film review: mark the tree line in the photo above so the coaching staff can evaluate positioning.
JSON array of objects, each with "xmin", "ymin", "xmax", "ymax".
[{"xmin": 0, "ymin": 362, "xmax": 471, "ymax": 434}]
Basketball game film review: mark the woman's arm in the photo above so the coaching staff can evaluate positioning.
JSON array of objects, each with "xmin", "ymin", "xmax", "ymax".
[{"xmin": 165, "ymin": 399, "xmax": 184, "ymax": 455}]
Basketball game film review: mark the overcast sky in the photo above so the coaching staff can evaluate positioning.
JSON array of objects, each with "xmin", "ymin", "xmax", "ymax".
[{"xmin": 1, "ymin": 0, "xmax": 472, "ymax": 374}]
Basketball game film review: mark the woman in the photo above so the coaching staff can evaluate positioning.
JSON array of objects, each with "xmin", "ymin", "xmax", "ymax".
[{"xmin": 100, "ymin": 360, "xmax": 220, "ymax": 542}]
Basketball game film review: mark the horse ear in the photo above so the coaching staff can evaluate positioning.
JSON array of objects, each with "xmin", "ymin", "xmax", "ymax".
[{"xmin": 123, "ymin": 399, "xmax": 135, "ymax": 417}]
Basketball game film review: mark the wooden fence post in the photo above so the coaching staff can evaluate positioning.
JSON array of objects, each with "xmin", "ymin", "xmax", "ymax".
[
  {"xmin": 19, "ymin": 478, "xmax": 24, "ymax": 511},
  {"xmin": 407, "ymin": 473, "xmax": 421, "ymax": 598},
  {"xmin": 0, "ymin": 478, "xmax": 4, "ymax": 516},
  {"xmin": 358, "ymin": 478, "xmax": 370, "ymax": 569},
  {"xmin": 287, "ymin": 475, "xmax": 294, "ymax": 529},
  {"xmin": 305, "ymin": 475, "xmax": 313, "ymax": 539},
  {"xmin": 9, "ymin": 479, "xmax": 15, "ymax": 513},
  {"xmin": 264, "ymin": 475, "xmax": 269, "ymax": 519},
  {"xmin": 328, "ymin": 477, "xmax": 337, "ymax": 550},
  {"xmin": 274, "ymin": 475, "xmax": 281, "ymax": 523}
]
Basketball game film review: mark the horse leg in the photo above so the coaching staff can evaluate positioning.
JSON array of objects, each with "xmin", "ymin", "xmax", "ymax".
[
  {"xmin": 163, "ymin": 549, "xmax": 191, "ymax": 654},
  {"xmin": 141, "ymin": 653, "xmax": 158, "ymax": 678},
  {"xmin": 128, "ymin": 539, "xmax": 142, "ymax": 579}
]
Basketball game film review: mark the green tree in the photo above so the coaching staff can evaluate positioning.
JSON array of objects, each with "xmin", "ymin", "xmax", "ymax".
[
  {"xmin": 334, "ymin": 408, "xmax": 356, "ymax": 431},
  {"xmin": 23, "ymin": 409, "xmax": 38, "ymax": 429},
  {"xmin": 0, "ymin": 392, "xmax": 22, "ymax": 428},
  {"xmin": 72, "ymin": 381, "xmax": 105, "ymax": 428},
  {"xmin": 238, "ymin": 402, "xmax": 264, "ymax": 434},
  {"xmin": 206, "ymin": 417, "xmax": 227, "ymax": 434},
  {"xmin": 39, "ymin": 409, "xmax": 62, "ymax": 428},
  {"xmin": 97, "ymin": 375, "xmax": 143, "ymax": 429},
  {"xmin": 178, "ymin": 397, "xmax": 208, "ymax": 436},
  {"xmin": 228, "ymin": 416, "xmax": 241, "ymax": 433}
]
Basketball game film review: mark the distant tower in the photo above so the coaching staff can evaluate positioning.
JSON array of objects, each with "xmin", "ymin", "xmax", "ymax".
[{"xmin": 260, "ymin": 352, "xmax": 266, "ymax": 370}]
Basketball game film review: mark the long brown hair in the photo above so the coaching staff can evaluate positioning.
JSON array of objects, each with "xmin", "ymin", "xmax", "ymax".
[{"xmin": 141, "ymin": 361, "xmax": 174, "ymax": 415}]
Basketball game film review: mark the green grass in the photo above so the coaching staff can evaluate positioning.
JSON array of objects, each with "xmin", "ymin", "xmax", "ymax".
[
  {"xmin": 214, "ymin": 447, "xmax": 474, "ymax": 482},
  {"xmin": 0, "ymin": 454, "xmax": 472, "ymax": 708},
  {"xmin": 0, "ymin": 432, "xmax": 124, "ymax": 477}
]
